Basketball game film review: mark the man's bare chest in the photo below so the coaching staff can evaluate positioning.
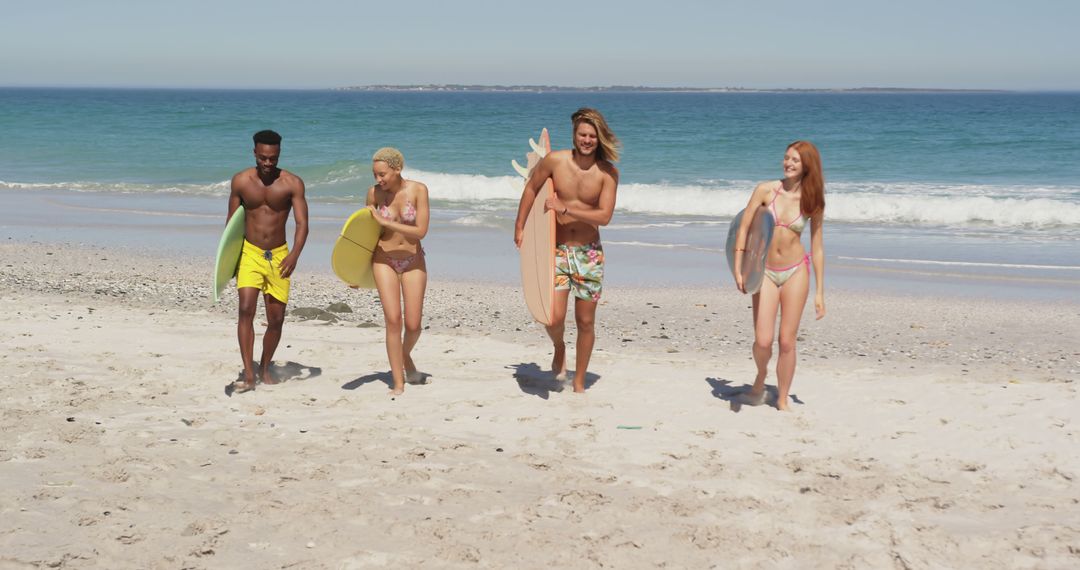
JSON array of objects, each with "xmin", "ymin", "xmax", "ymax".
[
  {"xmin": 241, "ymin": 185, "xmax": 292, "ymax": 211},
  {"xmin": 553, "ymin": 170, "xmax": 604, "ymax": 204}
]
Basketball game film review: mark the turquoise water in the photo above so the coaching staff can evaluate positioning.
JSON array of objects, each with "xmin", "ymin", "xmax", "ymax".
[
  {"xmin": 4, "ymin": 88, "xmax": 1080, "ymax": 223},
  {"xmin": 1, "ymin": 88, "xmax": 1079, "ymax": 297}
]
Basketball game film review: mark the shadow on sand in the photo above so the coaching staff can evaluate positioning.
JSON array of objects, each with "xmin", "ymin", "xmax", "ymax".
[
  {"xmin": 341, "ymin": 371, "xmax": 394, "ymax": 391},
  {"xmin": 225, "ymin": 361, "xmax": 323, "ymax": 396},
  {"xmin": 341, "ymin": 370, "xmax": 433, "ymax": 391},
  {"xmin": 705, "ymin": 377, "xmax": 804, "ymax": 412},
  {"xmin": 508, "ymin": 362, "xmax": 600, "ymax": 400}
]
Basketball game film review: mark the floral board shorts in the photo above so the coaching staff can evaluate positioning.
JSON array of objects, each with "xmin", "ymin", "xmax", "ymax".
[{"xmin": 555, "ymin": 242, "xmax": 604, "ymax": 301}]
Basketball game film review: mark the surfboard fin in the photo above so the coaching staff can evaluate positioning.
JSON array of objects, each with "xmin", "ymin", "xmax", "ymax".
[
  {"xmin": 528, "ymin": 137, "xmax": 547, "ymax": 157},
  {"xmin": 511, "ymin": 159, "xmax": 530, "ymax": 178}
]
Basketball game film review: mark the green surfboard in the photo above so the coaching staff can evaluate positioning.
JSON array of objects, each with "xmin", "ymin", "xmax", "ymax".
[{"xmin": 213, "ymin": 208, "xmax": 246, "ymax": 302}]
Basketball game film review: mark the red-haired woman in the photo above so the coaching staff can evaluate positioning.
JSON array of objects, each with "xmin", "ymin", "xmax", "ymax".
[{"xmin": 732, "ymin": 141, "xmax": 826, "ymax": 411}]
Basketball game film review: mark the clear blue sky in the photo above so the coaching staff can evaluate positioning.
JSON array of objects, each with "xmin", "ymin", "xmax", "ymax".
[{"xmin": 2, "ymin": 0, "xmax": 1077, "ymax": 90}]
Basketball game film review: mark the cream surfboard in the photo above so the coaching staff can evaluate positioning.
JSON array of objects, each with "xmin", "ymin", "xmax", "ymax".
[
  {"xmin": 514, "ymin": 128, "xmax": 556, "ymax": 325},
  {"xmin": 331, "ymin": 208, "xmax": 383, "ymax": 288},
  {"xmin": 212, "ymin": 208, "xmax": 246, "ymax": 302},
  {"xmin": 725, "ymin": 207, "xmax": 776, "ymax": 295}
]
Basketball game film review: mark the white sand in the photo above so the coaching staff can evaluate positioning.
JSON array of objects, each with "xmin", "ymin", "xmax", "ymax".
[{"xmin": 1, "ymin": 242, "xmax": 1078, "ymax": 569}]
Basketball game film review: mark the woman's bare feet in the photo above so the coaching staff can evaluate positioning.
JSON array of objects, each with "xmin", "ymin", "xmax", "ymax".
[
  {"xmin": 737, "ymin": 391, "xmax": 766, "ymax": 406},
  {"xmin": 403, "ymin": 355, "xmax": 427, "ymax": 385}
]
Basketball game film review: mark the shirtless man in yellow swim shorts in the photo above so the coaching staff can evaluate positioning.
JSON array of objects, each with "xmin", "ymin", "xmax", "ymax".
[
  {"xmin": 227, "ymin": 130, "xmax": 309, "ymax": 393},
  {"xmin": 514, "ymin": 108, "xmax": 620, "ymax": 393}
]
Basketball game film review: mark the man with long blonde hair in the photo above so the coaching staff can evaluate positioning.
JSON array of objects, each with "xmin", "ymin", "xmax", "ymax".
[{"xmin": 514, "ymin": 108, "xmax": 620, "ymax": 393}]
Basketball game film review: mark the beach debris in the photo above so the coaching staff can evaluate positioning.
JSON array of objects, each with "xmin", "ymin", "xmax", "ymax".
[
  {"xmin": 326, "ymin": 302, "xmax": 352, "ymax": 313},
  {"xmin": 1052, "ymin": 468, "xmax": 1074, "ymax": 481},
  {"xmin": 496, "ymin": 448, "xmax": 504, "ymax": 452},
  {"xmin": 253, "ymin": 407, "xmax": 266, "ymax": 416},
  {"xmin": 66, "ymin": 417, "xmax": 75, "ymax": 422},
  {"xmin": 617, "ymin": 425, "xmax": 643, "ymax": 430},
  {"xmin": 289, "ymin": 307, "xmax": 338, "ymax": 322},
  {"xmin": 228, "ymin": 449, "xmax": 238, "ymax": 455},
  {"xmin": 306, "ymin": 542, "xmax": 316, "ymax": 549}
]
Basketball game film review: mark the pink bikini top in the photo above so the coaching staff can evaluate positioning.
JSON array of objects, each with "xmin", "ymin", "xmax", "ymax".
[
  {"xmin": 770, "ymin": 183, "xmax": 807, "ymax": 235},
  {"xmin": 379, "ymin": 199, "xmax": 417, "ymax": 225}
]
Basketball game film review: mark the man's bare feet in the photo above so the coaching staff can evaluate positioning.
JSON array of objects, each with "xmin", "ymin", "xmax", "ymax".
[
  {"xmin": 231, "ymin": 380, "xmax": 256, "ymax": 394},
  {"xmin": 260, "ymin": 368, "xmax": 280, "ymax": 385},
  {"xmin": 388, "ymin": 387, "xmax": 404, "ymax": 396},
  {"xmin": 551, "ymin": 341, "xmax": 568, "ymax": 380}
]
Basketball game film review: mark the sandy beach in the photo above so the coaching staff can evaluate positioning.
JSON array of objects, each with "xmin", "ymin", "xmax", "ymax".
[{"xmin": 1, "ymin": 240, "xmax": 1078, "ymax": 569}]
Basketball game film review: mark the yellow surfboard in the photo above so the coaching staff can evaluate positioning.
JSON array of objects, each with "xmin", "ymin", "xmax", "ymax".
[
  {"xmin": 514, "ymin": 128, "xmax": 556, "ymax": 325},
  {"xmin": 331, "ymin": 208, "xmax": 382, "ymax": 288}
]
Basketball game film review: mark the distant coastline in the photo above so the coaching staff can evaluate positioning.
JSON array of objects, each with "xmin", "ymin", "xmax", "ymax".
[{"xmin": 336, "ymin": 84, "xmax": 1009, "ymax": 94}]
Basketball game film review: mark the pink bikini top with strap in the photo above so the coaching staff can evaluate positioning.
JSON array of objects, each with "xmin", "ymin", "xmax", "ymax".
[
  {"xmin": 770, "ymin": 183, "xmax": 807, "ymax": 235},
  {"xmin": 379, "ymin": 199, "xmax": 417, "ymax": 225}
]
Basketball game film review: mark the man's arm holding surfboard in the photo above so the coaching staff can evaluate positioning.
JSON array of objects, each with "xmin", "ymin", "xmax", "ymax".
[
  {"xmin": 513, "ymin": 153, "xmax": 556, "ymax": 248},
  {"xmin": 733, "ymin": 182, "xmax": 773, "ymax": 293},
  {"xmin": 227, "ymin": 172, "xmax": 245, "ymax": 223},
  {"xmin": 544, "ymin": 164, "xmax": 619, "ymax": 227},
  {"xmin": 279, "ymin": 176, "xmax": 308, "ymax": 279}
]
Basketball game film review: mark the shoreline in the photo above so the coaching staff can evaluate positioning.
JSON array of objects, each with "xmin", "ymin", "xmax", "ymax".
[{"xmin": 4, "ymin": 186, "xmax": 1079, "ymax": 302}]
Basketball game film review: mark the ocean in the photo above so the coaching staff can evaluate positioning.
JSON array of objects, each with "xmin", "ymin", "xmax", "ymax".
[{"xmin": 1, "ymin": 88, "xmax": 1078, "ymax": 299}]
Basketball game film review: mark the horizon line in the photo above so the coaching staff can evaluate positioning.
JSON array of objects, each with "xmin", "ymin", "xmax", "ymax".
[{"xmin": 4, "ymin": 83, "xmax": 1078, "ymax": 93}]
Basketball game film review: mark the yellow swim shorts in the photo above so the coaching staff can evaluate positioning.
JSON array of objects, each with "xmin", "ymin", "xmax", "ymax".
[{"xmin": 236, "ymin": 240, "xmax": 291, "ymax": 303}]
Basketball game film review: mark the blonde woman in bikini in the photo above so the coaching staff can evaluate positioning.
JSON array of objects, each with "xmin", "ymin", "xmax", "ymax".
[
  {"xmin": 366, "ymin": 147, "xmax": 430, "ymax": 396},
  {"xmin": 732, "ymin": 141, "xmax": 826, "ymax": 411}
]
